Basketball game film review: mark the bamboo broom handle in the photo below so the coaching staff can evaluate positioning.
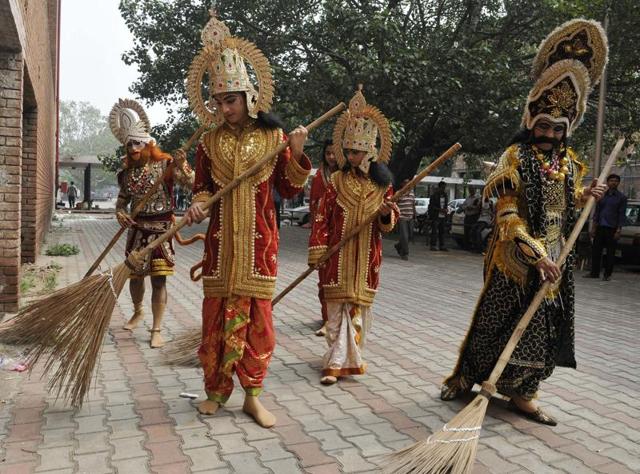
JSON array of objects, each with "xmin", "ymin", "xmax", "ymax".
[
  {"xmin": 84, "ymin": 125, "xmax": 207, "ymax": 278},
  {"xmin": 485, "ymin": 137, "xmax": 625, "ymax": 390},
  {"xmin": 271, "ymin": 142, "xmax": 462, "ymax": 306},
  {"xmin": 137, "ymin": 103, "xmax": 347, "ymax": 259}
]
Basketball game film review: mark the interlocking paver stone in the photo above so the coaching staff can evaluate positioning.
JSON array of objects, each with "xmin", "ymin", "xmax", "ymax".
[{"xmin": 1, "ymin": 217, "xmax": 638, "ymax": 473}]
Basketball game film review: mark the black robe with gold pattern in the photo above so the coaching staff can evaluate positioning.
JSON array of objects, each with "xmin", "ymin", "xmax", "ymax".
[{"xmin": 446, "ymin": 143, "xmax": 586, "ymax": 400}]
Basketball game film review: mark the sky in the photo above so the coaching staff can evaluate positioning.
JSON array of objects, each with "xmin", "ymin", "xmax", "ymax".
[{"xmin": 60, "ymin": 0, "xmax": 168, "ymax": 124}]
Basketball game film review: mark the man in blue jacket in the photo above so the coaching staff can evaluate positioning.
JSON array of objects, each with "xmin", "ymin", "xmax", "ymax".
[{"xmin": 587, "ymin": 174, "xmax": 628, "ymax": 281}]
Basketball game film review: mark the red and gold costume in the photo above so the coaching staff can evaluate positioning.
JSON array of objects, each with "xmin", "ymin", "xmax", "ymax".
[
  {"xmin": 111, "ymin": 98, "xmax": 194, "ymax": 278},
  {"xmin": 309, "ymin": 165, "xmax": 332, "ymax": 324},
  {"xmin": 110, "ymin": 98, "xmax": 194, "ymax": 348},
  {"xmin": 187, "ymin": 15, "xmax": 311, "ymax": 403},
  {"xmin": 117, "ymin": 157, "xmax": 193, "ymax": 278},
  {"xmin": 308, "ymin": 88, "xmax": 397, "ymax": 378}
]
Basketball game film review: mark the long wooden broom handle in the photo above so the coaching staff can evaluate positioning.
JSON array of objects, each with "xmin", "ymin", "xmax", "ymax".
[
  {"xmin": 84, "ymin": 125, "xmax": 207, "ymax": 278},
  {"xmin": 138, "ymin": 102, "xmax": 347, "ymax": 259},
  {"xmin": 271, "ymin": 142, "xmax": 463, "ymax": 306},
  {"xmin": 485, "ymin": 137, "xmax": 625, "ymax": 390}
]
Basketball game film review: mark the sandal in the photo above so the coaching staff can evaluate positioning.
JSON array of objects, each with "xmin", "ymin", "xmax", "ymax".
[
  {"xmin": 508, "ymin": 400, "xmax": 557, "ymax": 426},
  {"xmin": 440, "ymin": 383, "xmax": 465, "ymax": 401}
]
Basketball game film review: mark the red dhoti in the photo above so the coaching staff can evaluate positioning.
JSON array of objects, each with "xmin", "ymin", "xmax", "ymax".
[{"xmin": 198, "ymin": 295, "xmax": 275, "ymax": 403}]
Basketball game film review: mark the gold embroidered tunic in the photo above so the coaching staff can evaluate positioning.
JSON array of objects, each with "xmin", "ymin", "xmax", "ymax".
[
  {"xmin": 192, "ymin": 121, "xmax": 311, "ymax": 299},
  {"xmin": 308, "ymin": 171, "xmax": 397, "ymax": 307}
]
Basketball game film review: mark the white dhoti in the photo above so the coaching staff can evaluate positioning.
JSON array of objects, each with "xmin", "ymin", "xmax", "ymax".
[{"xmin": 322, "ymin": 302, "xmax": 372, "ymax": 377}]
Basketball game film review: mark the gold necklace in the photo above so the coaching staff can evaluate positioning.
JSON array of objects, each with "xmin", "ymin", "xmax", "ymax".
[{"xmin": 533, "ymin": 146, "xmax": 570, "ymax": 182}]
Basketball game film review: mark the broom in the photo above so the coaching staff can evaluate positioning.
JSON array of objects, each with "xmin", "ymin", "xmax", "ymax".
[
  {"xmin": 0, "ymin": 126, "xmax": 207, "ymax": 350},
  {"xmin": 383, "ymin": 136, "xmax": 626, "ymax": 474},
  {"xmin": 163, "ymin": 142, "xmax": 463, "ymax": 366},
  {"xmin": 0, "ymin": 103, "xmax": 346, "ymax": 406},
  {"xmin": 83, "ymin": 124, "xmax": 208, "ymax": 278}
]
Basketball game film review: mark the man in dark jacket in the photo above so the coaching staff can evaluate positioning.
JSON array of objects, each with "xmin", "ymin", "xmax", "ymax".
[
  {"xmin": 428, "ymin": 181, "xmax": 448, "ymax": 251},
  {"xmin": 587, "ymin": 174, "xmax": 627, "ymax": 281}
]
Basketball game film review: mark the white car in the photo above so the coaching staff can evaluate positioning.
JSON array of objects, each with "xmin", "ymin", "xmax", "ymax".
[
  {"xmin": 415, "ymin": 198, "xmax": 430, "ymax": 216},
  {"xmin": 288, "ymin": 205, "xmax": 310, "ymax": 225}
]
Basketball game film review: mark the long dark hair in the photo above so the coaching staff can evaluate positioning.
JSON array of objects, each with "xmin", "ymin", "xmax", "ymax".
[
  {"xmin": 341, "ymin": 160, "xmax": 393, "ymax": 188},
  {"xmin": 256, "ymin": 110, "xmax": 285, "ymax": 130},
  {"xmin": 321, "ymin": 139, "xmax": 334, "ymax": 167}
]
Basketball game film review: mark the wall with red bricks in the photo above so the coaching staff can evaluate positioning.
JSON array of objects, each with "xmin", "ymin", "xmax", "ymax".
[
  {"xmin": 0, "ymin": 51, "xmax": 24, "ymax": 312},
  {"xmin": 0, "ymin": 0, "xmax": 59, "ymax": 313}
]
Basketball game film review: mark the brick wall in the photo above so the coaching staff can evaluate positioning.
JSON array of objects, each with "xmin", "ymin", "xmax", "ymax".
[
  {"xmin": 21, "ymin": 105, "xmax": 37, "ymax": 263},
  {"xmin": 0, "ymin": 51, "xmax": 24, "ymax": 313},
  {"xmin": 0, "ymin": 0, "xmax": 59, "ymax": 314}
]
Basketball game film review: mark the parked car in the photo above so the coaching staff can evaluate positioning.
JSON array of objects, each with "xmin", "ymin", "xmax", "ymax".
[
  {"xmin": 415, "ymin": 198, "xmax": 429, "ymax": 216},
  {"xmin": 618, "ymin": 200, "xmax": 640, "ymax": 265},
  {"xmin": 447, "ymin": 198, "xmax": 465, "ymax": 215},
  {"xmin": 283, "ymin": 198, "xmax": 311, "ymax": 226},
  {"xmin": 450, "ymin": 198, "xmax": 495, "ymax": 251}
]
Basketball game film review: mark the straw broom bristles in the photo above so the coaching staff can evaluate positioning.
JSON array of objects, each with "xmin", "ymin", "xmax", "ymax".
[
  {"xmin": 383, "ymin": 392, "xmax": 488, "ymax": 474},
  {"xmin": 162, "ymin": 329, "xmax": 202, "ymax": 367},
  {"xmin": 0, "ymin": 263, "xmax": 131, "ymax": 406}
]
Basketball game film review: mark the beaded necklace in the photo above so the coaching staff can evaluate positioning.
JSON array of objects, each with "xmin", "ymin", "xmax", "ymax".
[{"xmin": 533, "ymin": 145, "xmax": 570, "ymax": 182}]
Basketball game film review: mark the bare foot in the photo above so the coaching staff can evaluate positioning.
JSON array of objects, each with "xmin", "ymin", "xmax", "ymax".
[
  {"xmin": 243, "ymin": 395, "xmax": 276, "ymax": 428},
  {"xmin": 315, "ymin": 323, "xmax": 327, "ymax": 337},
  {"xmin": 150, "ymin": 330, "xmax": 164, "ymax": 348},
  {"xmin": 123, "ymin": 310, "xmax": 144, "ymax": 330},
  {"xmin": 197, "ymin": 399, "xmax": 220, "ymax": 415}
]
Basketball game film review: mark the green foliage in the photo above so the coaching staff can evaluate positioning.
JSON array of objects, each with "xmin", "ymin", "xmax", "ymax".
[
  {"xmin": 119, "ymin": 0, "xmax": 640, "ymax": 178},
  {"xmin": 45, "ymin": 243, "xmax": 80, "ymax": 257},
  {"xmin": 20, "ymin": 274, "xmax": 36, "ymax": 293},
  {"xmin": 20, "ymin": 264, "xmax": 62, "ymax": 295},
  {"xmin": 59, "ymin": 101, "xmax": 120, "ymax": 157},
  {"xmin": 43, "ymin": 272, "xmax": 58, "ymax": 292}
]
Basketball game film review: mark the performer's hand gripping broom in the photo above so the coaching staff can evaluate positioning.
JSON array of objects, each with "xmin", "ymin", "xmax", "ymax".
[
  {"xmin": 383, "ymin": 136, "xmax": 626, "ymax": 474},
  {"xmin": 163, "ymin": 142, "xmax": 463, "ymax": 367},
  {"xmin": 0, "ymin": 103, "xmax": 345, "ymax": 407}
]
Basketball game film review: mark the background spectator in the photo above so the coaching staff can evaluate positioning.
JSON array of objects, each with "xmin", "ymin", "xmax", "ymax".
[{"xmin": 587, "ymin": 174, "xmax": 627, "ymax": 281}]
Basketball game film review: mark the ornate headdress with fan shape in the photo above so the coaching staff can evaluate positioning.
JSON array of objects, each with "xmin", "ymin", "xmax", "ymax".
[
  {"xmin": 109, "ymin": 98, "xmax": 153, "ymax": 145},
  {"xmin": 332, "ymin": 86, "xmax": 392, "ymax": 173},
  {"xmin": 187, "ymin": 12, "xmax": 274, "ymax": 127},
  {"xmin": 522, "ymin": 59, "xmax": 591, "ymax": 136},
  {"xmin": 522, "ymin": 18, "xmax": 608, "ymax": 137},
  {"xmin": 531, "ymin": 18, "xmax": 608, "ymax": 85}
]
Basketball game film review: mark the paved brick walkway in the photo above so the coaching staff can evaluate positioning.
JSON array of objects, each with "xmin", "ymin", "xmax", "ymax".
[{"xmin": 1, "ymin": 215, "xmax": 638, "ymax": 473}]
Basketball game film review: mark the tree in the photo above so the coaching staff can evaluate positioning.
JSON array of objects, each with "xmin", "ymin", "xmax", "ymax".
[
  {"xmin": 58, "ymin": 100, "xmax": 122, "ymax": 194},
  {"xmin": 59, "ymin": 101, "xmax": 120, "ymax": 157},
  {"xmin": 119, "ymin": 0, "xmax": 640, "ymax": 181}
]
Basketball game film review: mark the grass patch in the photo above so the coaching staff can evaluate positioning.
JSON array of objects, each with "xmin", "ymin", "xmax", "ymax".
[
  {"xmin": 45, "ymin": 243, "xmax": 80, "ymax": 256},
  {"xmin": 20, "ymin": 263, "xmax": 62, "ymax": 297},
  {"xmin": 20, "ymin": 273, "xmax": 37, "ymax": 293}
]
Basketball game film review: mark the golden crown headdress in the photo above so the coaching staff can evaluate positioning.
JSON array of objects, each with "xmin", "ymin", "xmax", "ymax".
[
  {"xmin": 332, "ymin": 86, "xmax": 392, "ymax": 170},
  {"xmin": 531, "ymin": 18, "xmax": 608, "ymax": 86},
  {"xmin": 522, "ymin": 59, "xmax": 590, "ymax": 136},
  {"xmin": 108, "ymin": 98, "xmax": 153, "ymax": 145},
  {"xmin": 187, "ymin": 12, "xmax": 274, "ymax": 126}
]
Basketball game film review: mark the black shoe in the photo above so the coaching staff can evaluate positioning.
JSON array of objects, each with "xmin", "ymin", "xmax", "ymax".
[
  {"xmin": 440, "ymin": 247, "xmax": 449, "ymax": 252},
  {"xmin": 583, "ymin": 274, "xmax": 599, "ymax": 279},
  {"xmin": 430, "ymin": 246, "xmax": 437, "ymax": 251},
  {"xmin": 508, "ymin": 400, "xmax": 557, "ymax": 426},
  {"xmin": 603, "ymin": 275, "xmax": 611, "ymax": 281},
  {"xmin": 401, "ymin": 255, "xmax": 408, "ymax": 261},
  {"xmin": 440, "ymin": 383, "xmax": 465, "ymax": 401}
]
